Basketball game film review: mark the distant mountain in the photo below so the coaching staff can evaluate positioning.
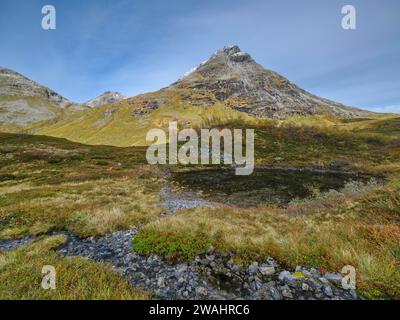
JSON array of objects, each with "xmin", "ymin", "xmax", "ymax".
[
  {"xmin": 0, "ymin": 67, "xmax": 85, "ymax": 132},
  {"xmin": 0, "ymin": 67, "xmax": 73, "ymax": 108},
  {"xmin": 85, "ymin": 91, "xmax": 127, "ymax": 108},
  {"xmin": 38, "ymin": 45, "xmax": 375, "ymax": 147}
]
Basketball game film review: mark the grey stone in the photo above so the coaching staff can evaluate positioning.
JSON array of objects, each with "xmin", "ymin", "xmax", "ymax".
[
  {"xmin": 248, "ymin": 262, "xmax": 259, "ymax": 275},
  {"xmin": 269, "ymin": 284, "xmax": 282, "ymax": 300},
  {"xmin": 323, "ymin": 286, "xmax": 334, "ymax": 297},
  {"xmin": 281, "ymin": 286, "xmax": 294, "ymax": 299},
  {"xmin": 278, "ymin": 271, "xmax": 292, "ymax": 281},
  {"xmin": 324, "ymin": 272, "xmax": 343, "ymax": 286},
  {"xmin": 310, "ymin": 268, "xmax": 321, "ymax": 277},
  {"xmin": 302, "ymin": 283, "xmax": 310, "ymax": 291},
  {"xmin": 259, "ymin": 265, "xmax": 275, "ymax": 276},
  {"xmin": 196, "ymin": 287, "xmax": 208, "ymax": 296},
  {"xmin": 157, "ymin": 276, "xmax": 166, "ymax": 288}
]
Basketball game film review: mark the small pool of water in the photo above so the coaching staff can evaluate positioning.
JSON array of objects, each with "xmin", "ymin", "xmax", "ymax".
[{"xmin": 171, "ymin": 168, "xmax": 373, "ymax": 207}]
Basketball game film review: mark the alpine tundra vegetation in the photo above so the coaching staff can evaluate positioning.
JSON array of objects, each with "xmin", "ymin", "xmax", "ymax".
[{"xmin": 0, "ymin": 45, "xmax": 399, "ymax": 300}]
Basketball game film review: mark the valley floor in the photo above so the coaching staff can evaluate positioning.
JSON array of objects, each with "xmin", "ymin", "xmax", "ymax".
[{"xmin": 0, "ymin": 118, "xmax": 399, "ymax": 300}]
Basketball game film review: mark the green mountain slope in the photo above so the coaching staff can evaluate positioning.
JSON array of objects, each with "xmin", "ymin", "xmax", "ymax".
[{"xmin": 38, "ymin": 91, "xmax": 256, "ymax": 146}]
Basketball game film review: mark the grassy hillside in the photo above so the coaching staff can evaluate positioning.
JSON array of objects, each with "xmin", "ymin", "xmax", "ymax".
[
  {"xmin": 253, "ymin": 120, "xmax": 400, "ymax": 174},
  {"xmin": 0, "ymin": 95, "xmax": 72, "ymax": 133},
  {"xmin": 0, "ymin": 133, "xmax": 163, "ymax": 239},
  {"xmin": 0, "ymin": 133, "xmax": 167, "ymax": 299},
  {"xmin": 37, "ymin": 89, "xmax": 258, "ymax": 147},
  {"xmin": 36, "ymin": 83, "xmax": 399, "ymax": 150}
]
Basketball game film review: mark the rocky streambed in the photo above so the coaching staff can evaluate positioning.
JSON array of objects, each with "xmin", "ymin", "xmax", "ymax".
[
  {"xmin": 1, "ymin": 185, "xmax": 363, "ymax": 300},
  {"xmin": 58, "ymin": 228, "xmax": 360, "ymax": 300},
  {"xmin": 159, "ymin": 187, "xmax": 215, "ymax": 213},
  {"xmin": 0, "ymin": 228, "xmax": 362, "ymax": 300},
  {"xmin": 0, "ymin": 236, "xmax": 33, "ymax": 251}
]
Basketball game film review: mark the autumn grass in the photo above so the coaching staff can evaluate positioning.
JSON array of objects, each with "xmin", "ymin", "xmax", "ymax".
[
  {"xmin": 0, "ymin": 177, "xmax": 162, "ymax": 238},
  {"xmin": 1, "ymin": 116, "xmax": 400, "ymax": 300},
  {"xmin": 133, "ymin": 177, "xmax": 400, "ymax": 299},
  {"xmin": 0, "ymin": 133, "xmax": 163, "ymax": 300},
  {"xmin": 0, "ymin": 133, "xmax": 164, "ymax": 238},
  {"xmin": 0, "ymin": 95, "xmax": 69, "ymax": 134},
  {"xmin": 281, "ymin": 114, "xmax": 400, "ymax": 138},
  {"xmin": 38, "ymin": 90, "xmax": 257, "ymax": 147},
  {"xmin": 0, "ymin": 235, "xmax": 150, "ymax": 300},
  {"xmin": 253, "ymin": 121, "xmax": 400, "ymax": 174}
]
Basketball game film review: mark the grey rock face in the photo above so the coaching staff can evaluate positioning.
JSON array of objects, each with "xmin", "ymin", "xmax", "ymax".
[
  {"xmin": 85, "ymin": 91, "xmax": 127, "ymax": 108},
  {"xmin": 217, "ymin": 45, "xmax": 242, "ymax": 56},
  {"xmin": 175, "ymin": 45, "xmax": 373, "ymax": 119},
  {"xmin": 0, "ymin": 99, "xmax": 57, "ymax": 126}
]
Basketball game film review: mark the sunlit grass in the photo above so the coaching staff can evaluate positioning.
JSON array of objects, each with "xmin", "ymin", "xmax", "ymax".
[
  {"xmin": 133, "ymin": 178, "xmax": 400, "ymax": 299},
  {"xmin": 1, "ymin": 115, "xmax": 400, "ymax": 300},
  {"xmin": 0, "ymin": 133, "xmax": 163, "ymax": 238},
  {"xmin": 0, "ymin": 235, "xmax": 150, "ymax": 300}
]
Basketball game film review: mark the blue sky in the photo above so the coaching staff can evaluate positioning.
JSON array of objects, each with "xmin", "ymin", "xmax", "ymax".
[{"xmin": 0, "ymin": 0, "xmax": 399, "ymax": 113}]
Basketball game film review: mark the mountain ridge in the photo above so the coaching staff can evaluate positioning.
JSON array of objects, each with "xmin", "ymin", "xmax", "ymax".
[
  {"xmin": 1, "ymin": 45, "xmax": 382, "ymax": 143},
  {"xmin": 37, "ymin": 45, "xmax": 382, "ymax": 146}
]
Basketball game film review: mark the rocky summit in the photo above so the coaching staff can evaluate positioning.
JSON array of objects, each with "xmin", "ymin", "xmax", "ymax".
[
  {"xmin": 173, "ymin": 45, "xmax": 371, "ymax": 119},
  {"xmin": 85, "ymin": 91, "xmax": 127, "ymax": 108}
]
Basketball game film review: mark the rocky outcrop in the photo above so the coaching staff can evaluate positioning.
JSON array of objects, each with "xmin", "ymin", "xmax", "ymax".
[{"xmin": 85, "ymin": 91, "xmax": 127, "ymax": 108}]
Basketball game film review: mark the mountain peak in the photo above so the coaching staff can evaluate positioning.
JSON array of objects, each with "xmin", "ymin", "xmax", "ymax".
[
  {"xmin": 214, "ymin": 45, "xmax": 252, "ymax": 62},
  {"xmin": 179, "ymin": 45, "xmax": 254, "ymax": 80},
  {"xmin": 216, "ymin": 45, "xmax": 241, "ymax": 55},
  {"xmin": 172, "ymin": 46, "xmax": 371, "ymax": 119},
  {"xmin": 85, "ymin": 91, "xmax": 127, "ymax": 108}
]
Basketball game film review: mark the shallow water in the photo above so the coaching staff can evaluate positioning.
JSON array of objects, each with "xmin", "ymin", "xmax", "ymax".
[{"xmin": 171, "ymin": 168, "xmax": 372, "ymax": 207}]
